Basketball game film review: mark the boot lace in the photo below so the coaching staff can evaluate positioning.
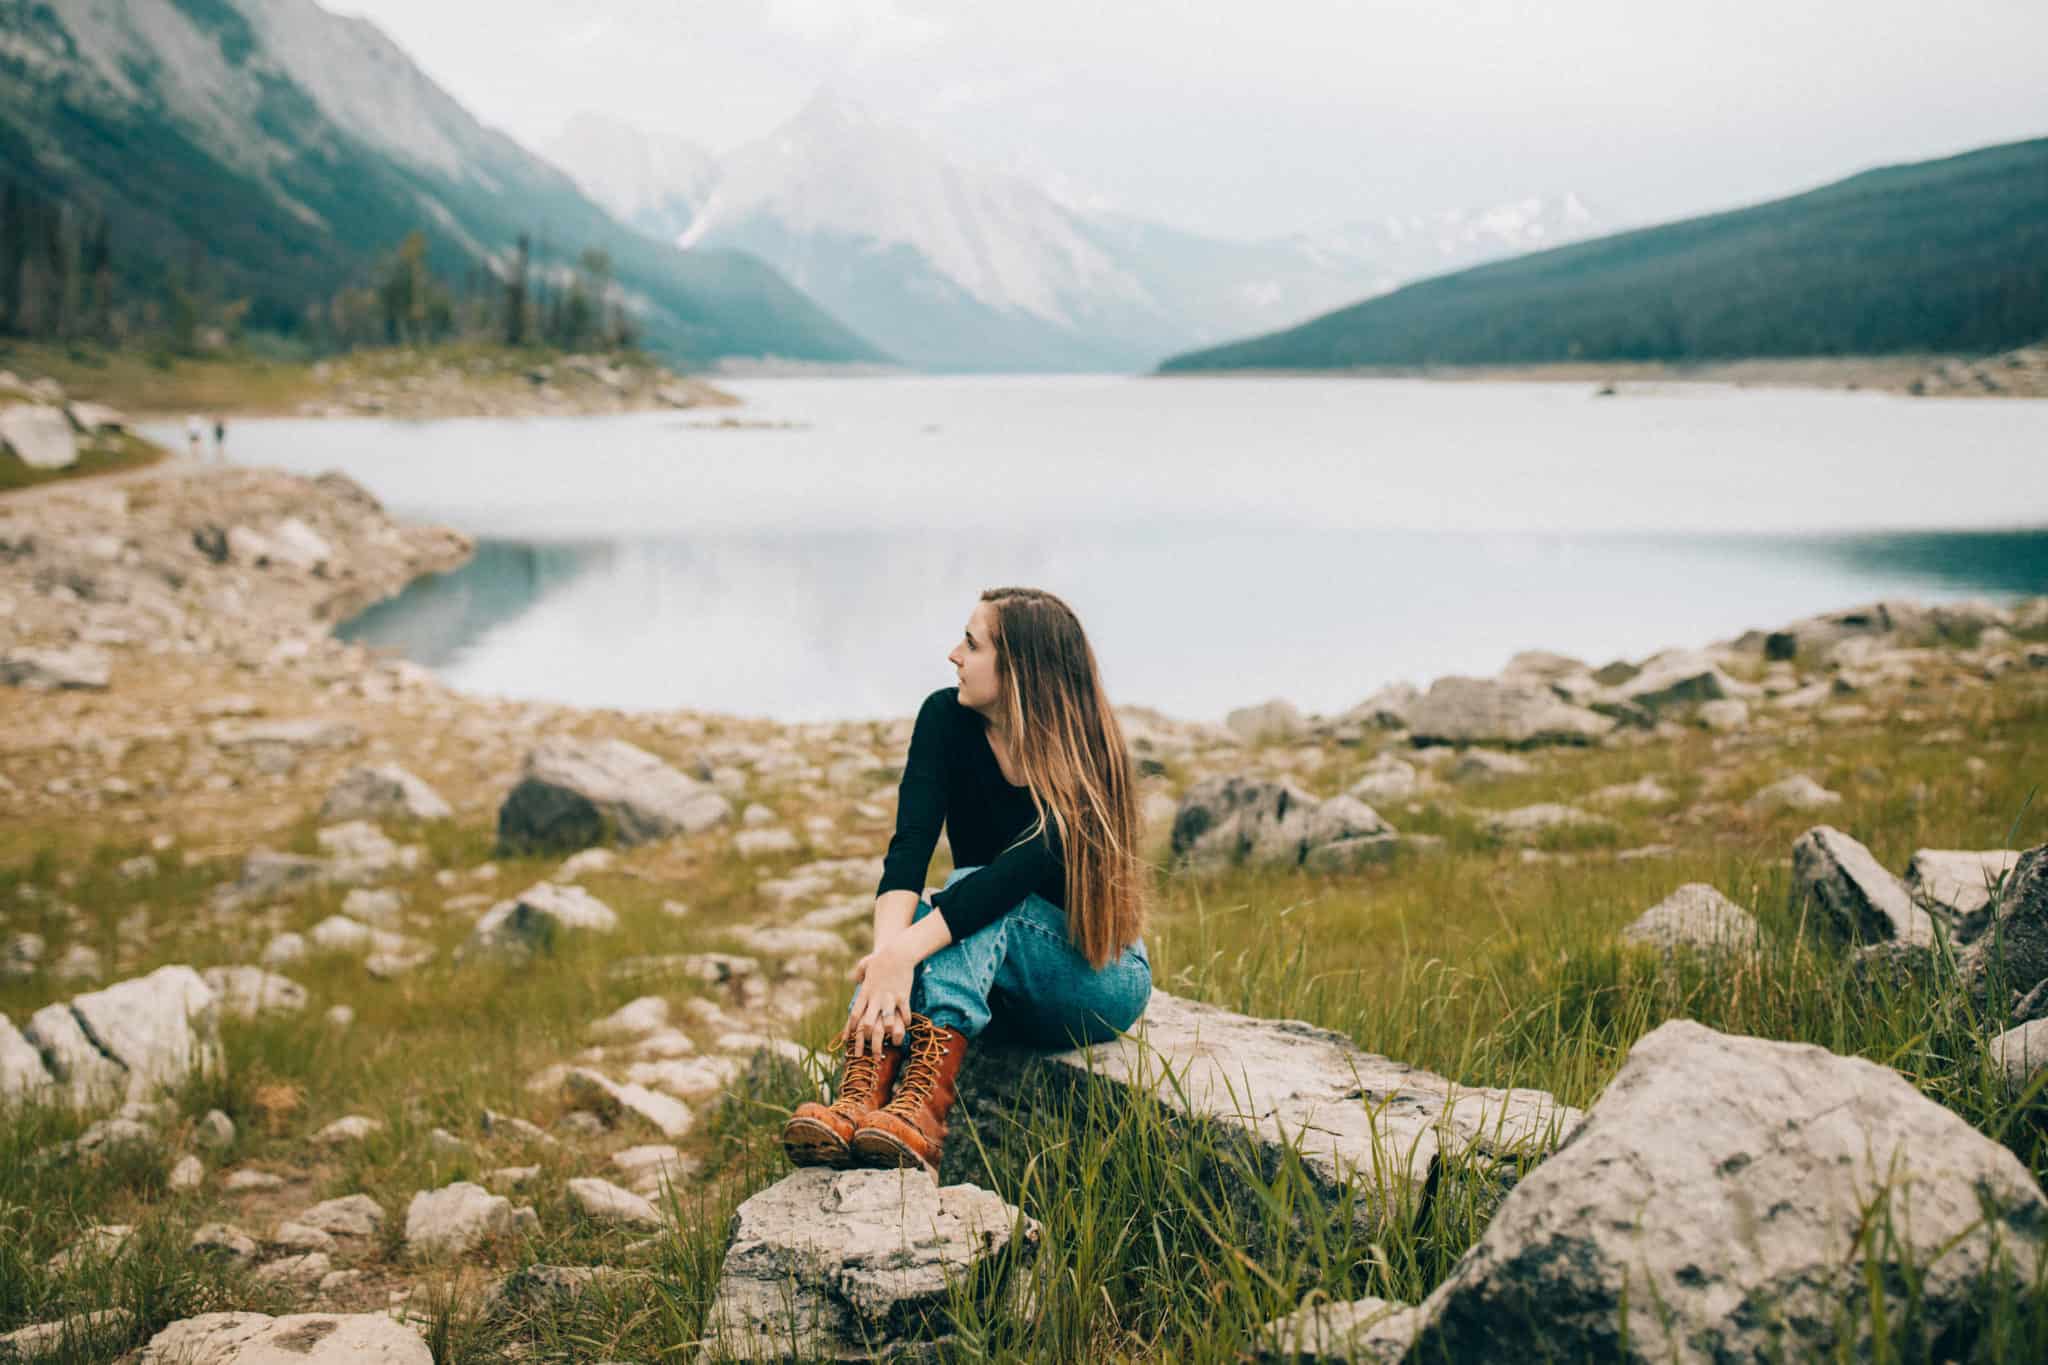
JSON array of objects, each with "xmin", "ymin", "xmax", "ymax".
[
  {"xmin": 828, "ymin": 1044, "xmax": 881, "ymax": 1115},
  {"xmin": 881, "ymin": 1019, "xmax": 949, "ymax": 1115}
]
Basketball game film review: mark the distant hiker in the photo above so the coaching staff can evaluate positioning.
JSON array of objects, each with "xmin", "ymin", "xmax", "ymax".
[
  {"xmin": 185, "ymin": 415, "xmax": 203, "ymax": 460},
  {"xmin": 213, "ymin": 415, "xmax": 227, "ymax": 462},
  {"xmin": 782, "ymin": 587, "xmax": 1150, "ymax": 1176}
]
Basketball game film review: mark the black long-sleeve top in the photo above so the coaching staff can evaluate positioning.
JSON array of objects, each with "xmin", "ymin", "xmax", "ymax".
[{"xmin": 875, "ymin": 687, "xmax": 1066, "ymax": 943}]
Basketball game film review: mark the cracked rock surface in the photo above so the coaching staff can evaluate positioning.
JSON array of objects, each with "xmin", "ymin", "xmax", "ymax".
[
  {"xmin": 704, "ymin": 1167, "xmax": 1038, "ymax": 1361},
  {"xmin": 1403, "ymin": 1019, "xmax": 2048, "ymax": 1362}
]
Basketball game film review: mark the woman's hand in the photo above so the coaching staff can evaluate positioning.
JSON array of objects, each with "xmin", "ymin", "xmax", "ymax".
[{"xmin": 845, "ymin": 947, "xmax": 916, "ymax": 1057}]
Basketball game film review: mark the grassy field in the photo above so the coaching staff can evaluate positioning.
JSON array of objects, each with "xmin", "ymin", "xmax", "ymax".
[{"xmin": 1, "ymin": 643, "xmax": 2045, "ymax": 1361}]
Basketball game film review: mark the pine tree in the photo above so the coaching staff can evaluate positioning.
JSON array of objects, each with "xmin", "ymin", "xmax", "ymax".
[{"xmin": 503, "ymin": 233, "xmax": 529, "ymax": 347}]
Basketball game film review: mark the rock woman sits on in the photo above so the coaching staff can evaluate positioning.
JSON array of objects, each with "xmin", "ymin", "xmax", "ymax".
[{"xmin": 782, "ymin": 586, "xmax": 1153, "ymax": 1174}]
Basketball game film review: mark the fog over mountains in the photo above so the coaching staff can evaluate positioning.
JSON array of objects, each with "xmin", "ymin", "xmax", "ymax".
[{"xmin": 545, "ymin": 96, "xmax": 1606, "ymax": 373}]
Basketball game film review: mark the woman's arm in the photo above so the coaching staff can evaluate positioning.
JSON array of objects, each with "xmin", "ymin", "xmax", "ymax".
[
  {"xmin": 872, "ymin": 691, "xmax": 951, "ymax": 936},
  {"xmin": 846, "ymin": 823, "xmax": 1064, "ymax": 1057},
  {"xmin": 849, "ymin": 691, "xmax": 952, "ymax": 1051}
]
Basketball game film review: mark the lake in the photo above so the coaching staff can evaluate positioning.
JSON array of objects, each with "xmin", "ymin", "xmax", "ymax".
[{"xmin": 168, "ymin": 376, "xmax": 2048, "ymax": 723}]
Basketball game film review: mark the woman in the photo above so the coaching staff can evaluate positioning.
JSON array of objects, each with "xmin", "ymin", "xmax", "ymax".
[{"xmin": 781, "ymin": 587, "xmax": 1152, "ymax": 1174}]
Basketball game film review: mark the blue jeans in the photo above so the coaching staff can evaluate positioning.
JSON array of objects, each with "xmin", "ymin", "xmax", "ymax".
[{"xmin": 870, "ymin": 865, "xmax": 1153, "ymax": 1045}]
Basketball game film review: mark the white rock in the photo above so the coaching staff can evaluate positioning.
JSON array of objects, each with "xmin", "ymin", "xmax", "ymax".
[
  {"xmin": 566, "ymin": 1176, "xmax": 666, "ymax": 1229},
  {"xmin": 497, "ymin": 737, "xmax": 731, "ymax": 853},
  {"xmin": 296, "ymin": 1194, "xmax": 385, "ymax": 1240},
  {"xmin": 312, "ymin": 1115, "xmax": 384, "ymax": 1146},
  {"xmin": 1747, "ymin": 774, "xmax": 1842, "ymax": 813},
  {"xmin": 557, "ymin": 847, "xmax": 617, "ymax": 877},
  {"xmin": 1792, "ymin": 825, "xmax": 1936, "ymax": 947},
  {"xmin": 704, "ymin": 1169, "xmax": 1038, "ymax": 1360},
  {"xmin": 612, "ymin": 1143, "xmax": 697, "ymax": 1194},
  {"xmin": 196, "ymin": 1109, "xmax": 236, "ymax": 1149},
  {"xmin": 341, "ymin": 887, "xmax": 404, "ymax": 925},
  {"xmin": 1618, "ymin": 884, "xmax": 1760, "ymax": 956},
  {"xmin": 0, "ymin": 403, "xmax": 78, "ymax": 469},
  {"xmin": 734, "ymin": 827, "xmax": 801, "ymax": 858},
  {"xmin": 1447, "ymin": 749, "xmax": 1534, "ymax": 784},
  {"xmin": 1, "ymin": 1011, "xmax": 55, "ymax": 1101},
  {"xmin": 1399, "ymin": 1020, "xmax": 2048, "ymax": 1361},
  {"xmin": 136, "ymin": 1312, "xmax": 430, "ymax": 1363},
  {"xmin": 561, "ymin": 1067, "xmax": 694, "ymax": 1138},
  {"xmin": 1225, "ymin": 698, "xmax": 1307, "ymax": 743},
  {"xmin": 463, "ymin": 882, "xmax": 620, "ymax": 961},
  {"xmin": 405, "ymin": 1181, "xmax": 515, "ymax": 1257},
  {"xmin": 588, "ymin": 996, "xmax": 670, "ymax": 1042},
  {"xmin": 270, "ymin": 1220, "xmax": 337, "ymax": 1253},
  {"xmin": 1407, "ymin": 677, "xmax": 1613, "ymax": 747},
  {"xmin": 1906, "ymin": 848, "xmax": 2021, "ymax": 921},
  {"xmin": 188, "ymin": 1223, "xmax": 257, "ymax": 1261},
  {"xmin": 260, "ymin": 932, "xmax": 307, "ymax": 967},
  {"xmin": 966, "ymin": 991, "xmax": 1577, "ymax": 1233}
]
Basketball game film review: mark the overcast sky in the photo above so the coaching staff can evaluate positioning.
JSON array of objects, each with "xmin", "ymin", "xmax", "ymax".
[{"xmin": 327, "ymin": 0, "xmax": 2048, "ymax": 239}]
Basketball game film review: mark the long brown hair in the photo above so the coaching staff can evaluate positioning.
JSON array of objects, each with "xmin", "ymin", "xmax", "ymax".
[{"xmin": 980, "ymin": 587, "xmax": 1144, "ymax": 968}]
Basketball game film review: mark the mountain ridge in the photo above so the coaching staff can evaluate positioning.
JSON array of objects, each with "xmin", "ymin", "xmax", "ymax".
[
  {"xmin": 546, "ymin": 93, "xmax": 1606, "ymax": 373},
  {"xmin": 0, "ymin": 0, "xmax": 885, "ymax": 366},
  {"xmin": 1159, "ymin": 136, "xmax": 2048, "ymax": 373}
]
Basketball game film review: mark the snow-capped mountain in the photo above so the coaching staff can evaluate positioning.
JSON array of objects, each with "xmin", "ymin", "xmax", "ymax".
[
  {"xmin": 544, "ymin": 93, "xmax": 1608, "ymax": 372},
  {"xmin": 543, "ymin": 113, "xmax": 716, "ymax": 242}
]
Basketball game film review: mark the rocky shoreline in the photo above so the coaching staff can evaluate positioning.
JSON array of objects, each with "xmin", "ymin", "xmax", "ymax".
[
  {"xmin": 1178, "ymin": 342, "xmax": 2048, "ymax": 399},
  {"xmin": 3, "ymin": 460, "xmax": 2047, "ymax": 1360}
]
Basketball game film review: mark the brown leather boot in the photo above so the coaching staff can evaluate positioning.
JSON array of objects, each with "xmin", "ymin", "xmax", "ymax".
[
  {"xmin": 782, "ymin": 1033, "xmax": 905, "ymax": 1168},
  {"xmin": 849, "ymin": 1014, "xmax": 967, "ymax": 1174}
]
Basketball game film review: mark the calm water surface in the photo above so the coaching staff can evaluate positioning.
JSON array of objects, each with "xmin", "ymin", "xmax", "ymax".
[{"xmin": 170, "ymin": 377, "xmax": 2048, "ymax": 722}]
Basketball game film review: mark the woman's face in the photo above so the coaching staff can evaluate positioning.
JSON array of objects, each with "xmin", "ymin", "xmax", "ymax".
[{"xmin": 948, "ymin": 601, "xmax": 1004, "ymax": 712}]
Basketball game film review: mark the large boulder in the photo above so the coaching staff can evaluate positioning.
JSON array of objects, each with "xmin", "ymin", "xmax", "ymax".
[
  {"xmin": 497, "ymin": 737, "xmax": 731, "ymax": 854},
  {"xmin": 704, "ymin": 1167, "xmax": 1039, "ymax": 1360},
  {"xmin": 1405, "ymin": 677, "xmax": 1613, "ymax": 748},
  {"xmin": 21, "ymin": 966, "xmax": 220, "ymax": 1107},
  {"xmin": 1958, "ymin": 846, "xmax": 2048, "ymax": 1006},
  {"xmin": 136, "ymin": 1312, "xmax": 431, "ymax": 1363},
  {"xmin": 1171, "ymin": 777, "xmax": 1398, "ymax": 872},
  {"xmin": 319, "ymin": 764, "xmax": 452, "ymax": 823},
  {"xmin": 1401, "ymin": 1019, "xmax": 2048, "ymax": 1362},
  {"xmin": 0, "ymin": 403, "xmax": 78, "ymax": 469},
  {"xmin": 958, "ymin": 991, "xmax": 1579, "ymax": 1234},
  {"xmin": 1791, "ymin": 826, "xmax": 1936, "ymax": 947},
  {"xmin": 1618, "ymin": 884, "xmax": 1760, "ymax": 956}
]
